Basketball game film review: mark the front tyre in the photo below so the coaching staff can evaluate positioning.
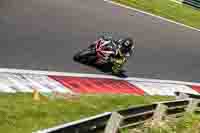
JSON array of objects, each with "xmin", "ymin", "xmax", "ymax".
[{"xmin": 73, "ymin": 48, "xmax": 96, "ymax": 64}]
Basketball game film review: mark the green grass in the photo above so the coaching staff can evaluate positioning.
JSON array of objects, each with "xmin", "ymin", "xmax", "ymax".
[
  {"xmin": 0, "ymin": 93, "xmax": 173, "ymax": 133},
  {"xmin": 121, "ymin": 113, "xmax": 200, "ymax": 133},
  {"xmin": 113, "ymin": 0, "xmax": 200, "ymax": 29}
]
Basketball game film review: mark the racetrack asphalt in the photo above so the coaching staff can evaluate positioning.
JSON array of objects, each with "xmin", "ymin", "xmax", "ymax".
[{"xmin": 0, "ymin": 0, "xmax": 199, "ymax": 81}]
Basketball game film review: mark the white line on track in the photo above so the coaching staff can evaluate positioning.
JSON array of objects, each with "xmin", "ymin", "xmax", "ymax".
[
  {"xmin": 104, "ymin": 0, "xmax": 200, "ymax": 32},
  {"xmin": 0, "ymin": 68, "xmax": 200, "ymax": 86}
]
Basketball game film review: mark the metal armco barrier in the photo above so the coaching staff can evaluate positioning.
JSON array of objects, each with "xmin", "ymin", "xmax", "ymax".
[
  {"xmin": 159, "ymin": 100, "xmax": 190, "ymax": 118},
  {"xmin": 33, "ymin": 112, "xmax": 112, "ymax": 133},
  {"xmin": 183, "ymin": 0, "xmax": 200, "ymax": 8},
  {"xmin": 118, "ymin": 104, "xmax": 157, "ymax": 128},
  {"xmin": 34, "ymin": 93, "xmax": 200, "ymax": 133}
]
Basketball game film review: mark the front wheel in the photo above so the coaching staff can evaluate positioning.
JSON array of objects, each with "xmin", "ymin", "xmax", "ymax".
[{"xmin": 73, "ymin": 48, "xmax": 96, "ymax": 64}]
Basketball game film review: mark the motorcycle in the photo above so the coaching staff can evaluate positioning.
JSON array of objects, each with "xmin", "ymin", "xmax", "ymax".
[{"xmin": 73, "ymin": 37, "xmax": 127, "ymax": 77}]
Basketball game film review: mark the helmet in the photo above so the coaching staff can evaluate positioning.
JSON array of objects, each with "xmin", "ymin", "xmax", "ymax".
[{"xmin": 120, "ymin": 38, "xmax": 135, "ymax": 56}]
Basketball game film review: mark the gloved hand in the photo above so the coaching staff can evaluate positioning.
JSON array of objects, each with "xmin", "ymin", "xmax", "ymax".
[{"xmin": 115, "ymin": 58, "xmax": 126, "ymax": 64}]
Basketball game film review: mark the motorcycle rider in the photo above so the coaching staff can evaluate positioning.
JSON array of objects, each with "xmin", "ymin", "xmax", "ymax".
[
  {"xmin": 110, "ymin": 37, "xmax": 135, "ymax": 74},
  {"xmin": 74, "ymin": 35, "xmax": 135, "ymax": 76},
  {"xmin": 97, "ymin": 36, "xmax": 135, "ymax": 74},
  {"xmin": 99, "ymin": 36, "xmax": 135, "ymax": 58},
  {"xmin": 76, "ymin": 35, "xmax": 135, "ymax": 75},
  {"xmin": 117, "ymin": 37, "xmax": 135, "ymax": 57}
]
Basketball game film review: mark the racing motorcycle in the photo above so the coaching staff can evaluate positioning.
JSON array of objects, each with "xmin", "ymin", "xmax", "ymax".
[{"xmin": 73, "ymin": 37, "xmax": 127, "ymax": 76}]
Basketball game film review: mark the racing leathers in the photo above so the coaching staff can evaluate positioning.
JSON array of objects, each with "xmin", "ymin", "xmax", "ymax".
[{"xmin": 98, "ymin": 37, "xmax": 134, "ymax": 74}]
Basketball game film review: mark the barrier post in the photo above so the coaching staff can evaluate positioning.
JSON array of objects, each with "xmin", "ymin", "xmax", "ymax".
[
  {"xmin": 104, "ymin": 112, "xmax": 124, "ymax": 133},
  {"xmin": 186, "ymin": 99, "xmax": 199, "ymax": 113},
  {"xmin": 151, "ymin": 104, "xmax": 167, "ymax": 126}
]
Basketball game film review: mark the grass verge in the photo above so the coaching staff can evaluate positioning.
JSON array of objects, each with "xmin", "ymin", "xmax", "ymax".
[
  {"xmin": 113, "ymin": 0, "xmax": 200, "ymax": 29},
  {"xmin": 121, "ymin": 113, "xmax": 200, "ymax": 133},
  {"xmin": 0, "ymin": 93, "xmax": 173, "ymax": 133}
]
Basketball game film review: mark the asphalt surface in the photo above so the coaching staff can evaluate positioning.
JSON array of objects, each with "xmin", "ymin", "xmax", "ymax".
[{"xmin": 0, "ymin": 0, "xmax": 200, "ymax": 81}]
